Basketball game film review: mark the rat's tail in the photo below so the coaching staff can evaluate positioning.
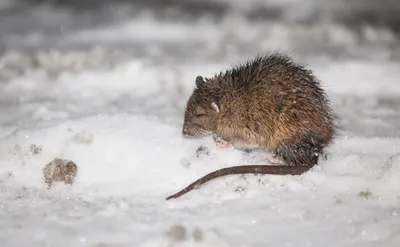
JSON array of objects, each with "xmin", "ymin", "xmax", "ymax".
[{"xmin": 166, "ymin": 164, "xmax": 315, "ymax": 200}]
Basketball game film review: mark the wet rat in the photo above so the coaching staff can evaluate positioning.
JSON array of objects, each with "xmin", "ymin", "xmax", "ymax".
[{"xmin": 166, "ymin": 53, "xmax": 336, "ymax": 200}]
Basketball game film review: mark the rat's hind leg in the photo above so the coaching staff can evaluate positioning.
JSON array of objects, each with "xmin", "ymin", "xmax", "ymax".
[{"xmin": 274, "ymin": 134, "xmax": 324, "ymax": 166}]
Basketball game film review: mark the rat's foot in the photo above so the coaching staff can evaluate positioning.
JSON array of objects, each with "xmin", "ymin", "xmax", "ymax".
[
  {"xmin": 217, "ymin": 142, "xmax": 232, "ymax": 149},
  {"xmin": 213, "ymin": 135, "xmax": 232, "ymax": 149},
  {"xmin": 266, "ymin": 159, "xmax": 283, "ymax": 166}
]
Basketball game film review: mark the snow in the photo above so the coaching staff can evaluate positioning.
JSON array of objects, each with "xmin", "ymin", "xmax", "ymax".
[
  {"xmin": 1, "ymin": 115, "xmax": 399, "ymax": 247},
  {"xmin": 316, "ymin": 60, "xmax": 400, "ymax": 96},
  {"xmin": 1, "ymin": 2, "xmax": 400, "ymax": 247},
  {"xmin": 68, "ymin": 17, "xmax": 221, "ymax": 44},
  {"xmin": 1, "ymin": 56, "xmax": 399, "ymax": 246}
]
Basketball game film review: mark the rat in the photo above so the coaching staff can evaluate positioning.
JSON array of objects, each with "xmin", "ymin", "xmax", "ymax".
[{"xmin": 166, "ymin": 53, "xmax": 336, "ymax": 200}]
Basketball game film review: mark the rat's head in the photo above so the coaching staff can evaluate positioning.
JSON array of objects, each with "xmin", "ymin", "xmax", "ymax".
[{"xmin": 182, "ymin": 76, "xmax": 222, "ymax": 137}]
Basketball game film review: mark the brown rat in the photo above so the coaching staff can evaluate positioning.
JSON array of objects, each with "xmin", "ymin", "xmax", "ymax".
[{"xmin": 166, "ymin": 53, "xmax": 336, "ymax": 200}]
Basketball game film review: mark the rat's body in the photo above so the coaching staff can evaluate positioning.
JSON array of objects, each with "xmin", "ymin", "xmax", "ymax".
[{"xmin": 166, "ymin": 53, "xmax": 336, "ymax": 200}]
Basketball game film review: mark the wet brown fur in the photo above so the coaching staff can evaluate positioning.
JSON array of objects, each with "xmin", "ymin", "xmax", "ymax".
[{"xmin": 167, "ymin": 53, "xmax": 336, "ymax": 200}]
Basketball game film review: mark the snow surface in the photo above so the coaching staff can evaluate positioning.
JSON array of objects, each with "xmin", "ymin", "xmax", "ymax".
[
  {"xmin": 1, "ymin": 2, "xmax": 400, "ymax": 247},
  {"xmin": 1, "ymin": 56, "xmax": 399, "ymax": 247}
]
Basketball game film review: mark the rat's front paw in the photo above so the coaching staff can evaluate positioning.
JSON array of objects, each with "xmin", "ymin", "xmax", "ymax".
[{"xmin": 213, "ymin": 135, "xmax": 232, "ymax": 149}]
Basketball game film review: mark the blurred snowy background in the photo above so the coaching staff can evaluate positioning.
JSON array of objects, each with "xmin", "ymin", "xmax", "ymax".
[
  {"xmin": 1, "ymin": 0, "xmax": 400, "ymax": 133},
  {"xmin": 0, "ymin": 0, "xmax": 400, "ymax": 247}
]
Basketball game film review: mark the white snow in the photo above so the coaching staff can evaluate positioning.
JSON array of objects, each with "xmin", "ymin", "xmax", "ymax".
[
  {"xmin": 1, "ymin": 4, "xmax": 400, "ymax": 247},
  {"xmin": 315, "ymin": 60, "xmax": 400, "ymax": 96},
  {"xmin": 1, "ymin": 54, "xmax": 399, "ymax": 246},
  {"xmin": 68, "ymin": 16, "xmax": 221, "ymax": 44}
]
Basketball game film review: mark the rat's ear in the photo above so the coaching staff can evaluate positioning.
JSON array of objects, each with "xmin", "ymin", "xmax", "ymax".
[
  {"xmin": 195, "ymin": 76, "xmax": 205, "ymax": 88},
  {"xmin": 211, "ymin": 101, "xmax": 220, "ymax": 113}
]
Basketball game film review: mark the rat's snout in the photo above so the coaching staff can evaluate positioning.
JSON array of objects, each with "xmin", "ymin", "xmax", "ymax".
[
  {"xmin": 182, "ymin": 124, "xmax": 195, "ymax": 137},
  {"xmin": 182, "ymin": 125, "xmax": 192, "ymax": 136}
]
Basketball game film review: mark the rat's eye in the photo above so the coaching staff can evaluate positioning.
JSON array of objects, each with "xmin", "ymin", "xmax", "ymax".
[{"xmin": 195, "ymin": 106, "xmax": 206, "ymax": 117}]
